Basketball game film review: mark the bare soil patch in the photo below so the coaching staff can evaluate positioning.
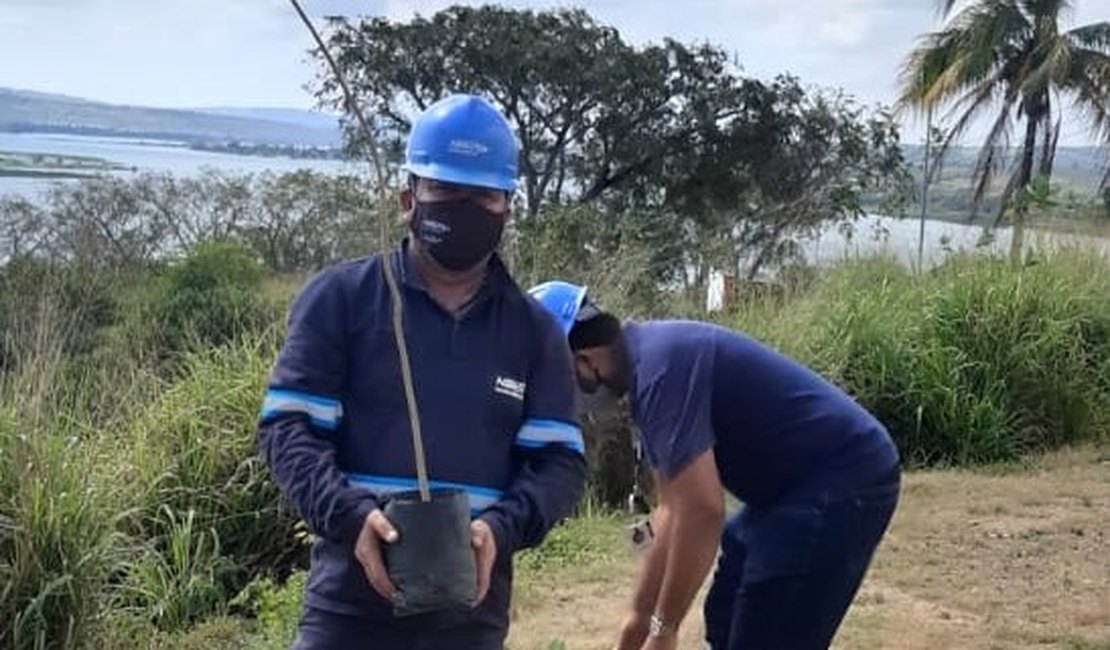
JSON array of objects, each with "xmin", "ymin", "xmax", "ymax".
[{"xmin": 507, "ymin": 446, "xmax": 1110, "ymax": 650}]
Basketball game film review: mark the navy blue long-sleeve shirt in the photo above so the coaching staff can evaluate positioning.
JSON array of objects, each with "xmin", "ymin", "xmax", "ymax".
[{"xmin": 258, "ymin": 240, "xmax": 586, "ymax": 627}]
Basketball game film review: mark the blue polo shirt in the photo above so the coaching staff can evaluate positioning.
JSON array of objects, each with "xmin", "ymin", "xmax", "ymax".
[
  {"xmin": 626, "ymin": 320, "xmax": 898, "ymax": 505},
  {"xmin": 257, "ymin": 240, "xmax": 586, "ymax": 624}
]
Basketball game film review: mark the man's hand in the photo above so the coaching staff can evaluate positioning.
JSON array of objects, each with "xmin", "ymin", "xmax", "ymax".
[
  {"xmin": 614, "ymin": 611, "xmax": 651, "ymax": 650},
  {"xmin": 471, "ymin": 518, "xmax": 498, "ymax": 604},
  {"xmin": 354, "ymin": 508, "xmax": 399, "ymax": 601}
]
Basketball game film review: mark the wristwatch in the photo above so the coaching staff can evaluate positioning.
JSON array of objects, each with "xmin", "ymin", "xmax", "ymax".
[{"xmin": 649, "ymin": 613, "xmax": 672, "ymax": 638}]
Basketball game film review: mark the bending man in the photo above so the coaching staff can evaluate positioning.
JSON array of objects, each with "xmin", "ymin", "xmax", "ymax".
[{"xmin": 529, "ymin": 281, "xmax": 900, "ymax": 650}]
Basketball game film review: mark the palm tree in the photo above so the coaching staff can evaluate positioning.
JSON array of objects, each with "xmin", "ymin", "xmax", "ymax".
[{"xmin": 898, "ymin": 0, "xmax": 1109, "ymax": 263}]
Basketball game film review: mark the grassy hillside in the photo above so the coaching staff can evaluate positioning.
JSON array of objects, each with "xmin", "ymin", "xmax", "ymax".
[{"xmin": 0, "ymin": 87, "xmax": 341, "ymax": 148}]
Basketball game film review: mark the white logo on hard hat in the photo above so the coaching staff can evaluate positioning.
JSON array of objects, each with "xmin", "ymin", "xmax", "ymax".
[{"xmin": 448, "ymin": 139, "xmax": 490, "ymax": 157}]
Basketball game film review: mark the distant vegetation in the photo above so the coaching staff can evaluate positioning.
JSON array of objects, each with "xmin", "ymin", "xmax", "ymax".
[
  {"xmin": 186, "ymin": 142, "xmax": 343, "ymax": 160},
  {"xmin": 902, "ymin": 144, "xmax": 1108, "ymax": 223},
  {"xmin": 0, "ymin": 149, "xmax": 132, "ymax": 180}
]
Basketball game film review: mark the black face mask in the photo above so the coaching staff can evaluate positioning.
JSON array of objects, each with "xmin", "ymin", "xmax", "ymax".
[
  {"xmin": 577, "ymin": 382, "xmax": 625, "ymax": 423},
  {"xmin": 411, "ymin": 197, "xmax": 505, "ymax": 272},
  {"xmin": 575, "ymin": 340, "xmax": 631, "ymax": 398}
]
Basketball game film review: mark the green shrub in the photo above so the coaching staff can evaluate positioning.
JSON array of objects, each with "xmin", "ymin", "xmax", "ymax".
[
  {"xmin": 509, "ymin": 205, "xmax": 670, "ymax": 318},
  {"xmin": 143, "ymin": 241, "xmax": 273, "ymax": 355},
  {"xmin": 0, "ymin": 320, "xmax": 300, "ymax": 647},
  {"xmin": 232, "ymin": 571, "xmax": 307, "ymax": 650},
  {"xmin": 727, "ymin": 249, "xmax": 1110, "ymax": 465},
  {"xmin": 0, "ymin": 258, "xmax": 122, "ymax": 371}
]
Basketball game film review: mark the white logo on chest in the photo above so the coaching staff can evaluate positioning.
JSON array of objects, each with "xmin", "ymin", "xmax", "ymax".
[{"xmin": 494, "ymin": 376, "xmax": 526, "ymax": 401}]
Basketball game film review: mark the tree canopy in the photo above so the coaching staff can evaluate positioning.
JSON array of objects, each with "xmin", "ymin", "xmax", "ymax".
[{"xmin": 311, "ymin": 5, "xmax": 911, "ymax": 281}]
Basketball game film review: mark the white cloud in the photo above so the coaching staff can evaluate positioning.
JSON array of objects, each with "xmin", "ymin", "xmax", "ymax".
[
  {"xmin": 818, "ymin": 2, "xmax": 875, "ymax": 47},
  {"xmin": 0, "ymin": 0, "xmax": 1105, "ymax": 145}
]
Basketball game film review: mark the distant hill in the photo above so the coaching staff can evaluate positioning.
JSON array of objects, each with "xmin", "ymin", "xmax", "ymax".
[
  {"xmin": 191, "ymin": 107, "xmax": 343, "ymax": 133},
  {"xmin": 898, "ymin": 143, "xmax": 1107, "ymax": 222},
  {"xmin": 902, "ymin": 144, "xmax": 1107, "ymax": 189},
  {"xmin": 0, "ymin": 87, "xmax": 342, "ymax": 148}
]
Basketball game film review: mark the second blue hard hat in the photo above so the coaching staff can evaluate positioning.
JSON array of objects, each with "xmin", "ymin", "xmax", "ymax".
[{"xmin": 528, "ymin": 280, "xmax": 590, "ymax": 335}]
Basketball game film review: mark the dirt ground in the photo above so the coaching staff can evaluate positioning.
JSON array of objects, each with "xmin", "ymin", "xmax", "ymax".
[{"xmin": 506, "ymin": 446, "xmax": 1110, "ymax": 650}]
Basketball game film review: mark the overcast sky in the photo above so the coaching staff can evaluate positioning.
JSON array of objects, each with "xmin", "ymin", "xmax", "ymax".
[{"xmin": 1, "ymin": 0, "xmax": 1107, "ymax": 145}]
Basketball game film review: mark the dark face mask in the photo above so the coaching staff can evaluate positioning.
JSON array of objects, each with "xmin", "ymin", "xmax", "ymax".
[
  {"xmin": 411, "ymin": 197, "xmax": 505, "ymax": 272},
  {"xmin": 576, "ymin": 382, "xmax": 625, "ymax": 424}
]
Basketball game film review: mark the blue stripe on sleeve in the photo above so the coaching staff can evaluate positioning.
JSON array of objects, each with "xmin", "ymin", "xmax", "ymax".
[
  {"xmin": 259, "ymin": 389, "xmax": 344, "ymax": 431},
  {"xmin": 346, "ymin": 474, "xmax": 504, "ymax": 517},
  {"xmin": 514, "ymin": 418, "xmax": 585, "ymax": 454}
]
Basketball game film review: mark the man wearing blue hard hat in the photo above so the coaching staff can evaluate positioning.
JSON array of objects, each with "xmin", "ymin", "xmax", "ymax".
[
  {"xmin": 528, "ymin": 281, "xmax": 901, "ymax": 650},
  {"xmin": 258, "ymin": 94, "xmax": 586, "ymax": 649}
]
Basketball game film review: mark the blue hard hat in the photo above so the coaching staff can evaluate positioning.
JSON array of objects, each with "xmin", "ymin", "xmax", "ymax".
[
  {"xmin": 528, "ymin": 280, "xmax": 589, "ymax": 336},
  {"xmin": 404, "ymin": 94, "xmax": 520, "ymax": 193}
]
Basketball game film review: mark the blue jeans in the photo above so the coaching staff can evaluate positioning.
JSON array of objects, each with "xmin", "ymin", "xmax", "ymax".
[
  {"xmin": 289, "ymin": 604, "xmax": 508, "ymax": 650},
  {"xmin": 703, "ymin": 473, "xmax": 900, "ymax": 650}
]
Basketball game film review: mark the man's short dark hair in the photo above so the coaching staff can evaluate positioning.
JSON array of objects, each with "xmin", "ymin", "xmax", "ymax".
[{"xmin": 569, "ymin": 310, "xmax": 622, "ymax": 351}]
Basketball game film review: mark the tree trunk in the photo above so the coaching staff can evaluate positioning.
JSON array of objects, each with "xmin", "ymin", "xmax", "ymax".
[
  {"xmin": 918, "ymin": 106, "xmax": 933, "ymax": 272},
  {"xmin": 1039, "ymin": 116, "xmax": 1060, "ymax": 180},
  {"xmin": 1011, "ymin": 115, "xmax": 1039, "ymax": 267}
]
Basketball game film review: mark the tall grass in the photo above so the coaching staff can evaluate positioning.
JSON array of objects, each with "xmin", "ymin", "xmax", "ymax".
[
  {"xmin": 0, "ymin": 324, "xmax": 298, "ymax": 647},
  {"xmin": 0, "ymin": 301, "xmax": 130, "ymax": 650},
  {"xmin": 726, "ymin": 248, "xmax": 1110, "ymax": 465},
  {"xmin": 118, "ymin": 335, "xmax": 303, "ymax": 631},
  {"xmin": 1, "ymin": 245, "xmax": 1107, "ymax": 648}
]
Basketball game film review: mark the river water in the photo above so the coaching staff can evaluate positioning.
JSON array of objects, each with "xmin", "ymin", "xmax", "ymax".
[
  {"xmin": 3, "ymin": 132, "xmax": 1106, "ymax": 270},
  {"xmin": 0, "ymin": 132, "xmax": 363, "ymax": 200},
  {"xmin": 801, "ymin": 212, "xmax": 1107, "ymax": 270}
]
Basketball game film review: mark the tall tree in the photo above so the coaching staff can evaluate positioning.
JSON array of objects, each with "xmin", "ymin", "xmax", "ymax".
[
  {"xmin": 313, "ymin": 6, "xmax": 747, "ymax": 219},
  {"xmin": 311, "ymin": 5, "xmax": 909, "ymax": 281},
  {"xmin": 898, "ymin": 0, "xmax": 1110, "ymax": 261}
]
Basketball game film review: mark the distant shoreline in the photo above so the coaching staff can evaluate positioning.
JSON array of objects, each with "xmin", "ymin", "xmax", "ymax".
[
  {"xmin": 0, "ymin": 127, "xmax": 345, "ymax": 160},
  {"xmin": 0, "ymin": 129, "xmax": 346, "ymax": 165},
  {"xmin": 0, "ymin": 168, "xmax": 107, "ymax": 180},
  {"xmin": 0, "ymin": 132, "xmax": 360, "ymax": 201},
  {"xmin": 0, "ymin": 146, "xmax": 134, "ymax": 181},
  {"xmin": 186, "ymin": 141, "xmax": 345, "ymax": 160}
]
